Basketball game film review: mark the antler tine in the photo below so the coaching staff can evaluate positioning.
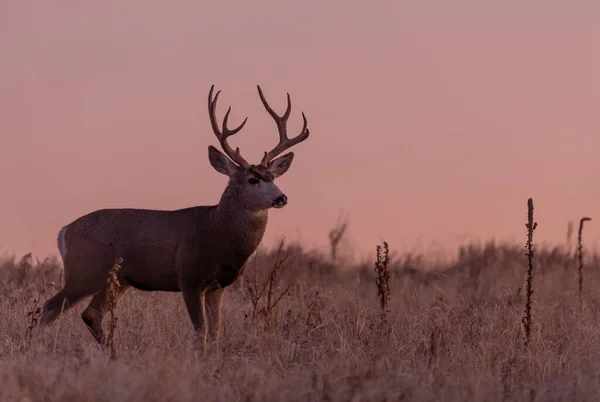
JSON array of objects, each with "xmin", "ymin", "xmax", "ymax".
[
  {"xmin": 208, "ymin": 85, "xmax": 250, "ymax": 168},
  {"xmin": 257, "ymin": 85, "xmax": 310, "ymax": 166}
]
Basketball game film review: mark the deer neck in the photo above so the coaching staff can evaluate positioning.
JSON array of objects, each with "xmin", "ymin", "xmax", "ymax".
[{"xmin": 211, "ymin": 189, "xmax": 269, "ymax": 259}]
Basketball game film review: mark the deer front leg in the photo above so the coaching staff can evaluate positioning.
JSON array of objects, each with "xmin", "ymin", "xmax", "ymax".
[
  {"xmin": 205, "ymin": 287, "xmax": 225, "ymax": 343},
  {"xmin": 182, "ymin": 286, "xmax": 208, "ymax": 349}
]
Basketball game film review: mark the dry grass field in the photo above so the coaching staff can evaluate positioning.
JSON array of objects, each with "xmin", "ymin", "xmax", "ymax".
[{"xmin": 1, "ymin": 236, "xmax": 600, "ymax": 401}]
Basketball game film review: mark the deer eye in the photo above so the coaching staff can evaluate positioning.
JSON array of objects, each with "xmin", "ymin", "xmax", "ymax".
[{"xmin": 248, "ymin": 178, "xmax": 260, "ymax": 185}]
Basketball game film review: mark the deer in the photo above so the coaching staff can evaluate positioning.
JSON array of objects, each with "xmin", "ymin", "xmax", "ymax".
[{"xmin": 40, "ymin": 84, "xmax": 310, "ymax": 348}]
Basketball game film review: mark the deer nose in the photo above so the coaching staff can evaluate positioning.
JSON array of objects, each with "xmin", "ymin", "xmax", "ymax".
[{"xmin": 274, "ymin": 194, "xmax": 287, "ymax": 207}]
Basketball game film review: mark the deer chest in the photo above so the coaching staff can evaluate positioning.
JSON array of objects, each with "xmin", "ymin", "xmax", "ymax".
[{"xmin": 215, "ymin": 263, "xmax": 245, "ymax": 288}]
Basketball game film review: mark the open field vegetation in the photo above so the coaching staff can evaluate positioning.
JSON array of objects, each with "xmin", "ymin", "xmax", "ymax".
[{"xmin": 1, "ymin": 215, "xmax": 600, "ymax": 401}]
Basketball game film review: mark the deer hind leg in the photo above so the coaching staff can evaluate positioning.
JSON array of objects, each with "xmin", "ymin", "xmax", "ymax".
[
  {"xmin": 205, "ymin": 287, "xmax": 225, "ymax": 343},
  {"xmin": 81, "ymin": 285, "xmax": 131, "ymax": 346},
  {"xmin": 41, "ymin": 285, "xmax": 95, "ymax": 325}
]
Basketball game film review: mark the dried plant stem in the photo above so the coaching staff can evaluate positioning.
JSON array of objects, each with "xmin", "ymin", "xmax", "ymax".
[
  {"xmin": 106, "ymin": 257, "xmax": 123, "ymax": 360},
  {"xmin": 374, "ymin": 241, "xmax": 390, "ymax": 318},
  {"xmin": 305, "ymin": 291, "xmax": 320, "ymax": 326},
  {"xmin": 328, "ymin": 211, "xmax": 348, "ymax": 264},
  {"xmin": 522, "ymin": 198, "xmax": 537, "ymax": 347},
  {"xmin": 246, "ymin": 239, "xmax": 291, "ymax": 326},
  {"xmin": 577, "ymin": 217, "xmax": 592, "ymax": 307},
  {"xmin": 25, "ymin": 298, "xmax": 41, "ymax": 345}
]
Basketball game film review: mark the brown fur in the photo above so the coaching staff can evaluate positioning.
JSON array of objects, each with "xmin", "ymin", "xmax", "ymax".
[
  {"xmin": 248, "ymin": 165, "xmax": 275, "ymax": 182},
  {"xmin": 41, "ymin": 171, "xmax": 272, "ymax": 348},
  {"xmin": 41, "ymin": 84, "xmax": 309, "ymax": 349}
]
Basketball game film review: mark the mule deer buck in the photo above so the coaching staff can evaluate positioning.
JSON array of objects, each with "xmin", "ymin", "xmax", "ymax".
[{"xmin": 40, "ymin": 85, "xmax": 310, "ymax": 348}]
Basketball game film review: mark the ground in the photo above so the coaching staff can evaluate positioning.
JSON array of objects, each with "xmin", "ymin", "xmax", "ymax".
[{"xmin": 1, "ymin": 240, "xmax": 599, "ymax": 401}]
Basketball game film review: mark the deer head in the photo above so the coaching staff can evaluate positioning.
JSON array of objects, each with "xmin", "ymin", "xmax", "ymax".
[{"xmin": 207, "ymin": 85, "xmax": 310, "ymax": 211}]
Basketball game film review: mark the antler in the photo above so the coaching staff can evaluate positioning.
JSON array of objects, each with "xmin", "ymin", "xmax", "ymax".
[
  {"xmin": 257, "ymin": 85, "xmax": 310, "ymax": 166},
  {"xmin": 208, "ymin": 85, "xmax": 250, "ymax": 168}
]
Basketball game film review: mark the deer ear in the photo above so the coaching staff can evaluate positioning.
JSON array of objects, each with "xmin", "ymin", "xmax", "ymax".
[
  {"xmin": 208, "ymin": 146, "xmax": 239, "ymax": 176},
  {"xmin": 267, "ymin": 152, "xmax": 294, "ymax": 178}
]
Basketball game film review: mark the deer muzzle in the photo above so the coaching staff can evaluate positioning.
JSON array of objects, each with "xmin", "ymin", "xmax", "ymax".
[{"xmin": 272, "ymin": 194, "xmax": 287, "ymax": 208}]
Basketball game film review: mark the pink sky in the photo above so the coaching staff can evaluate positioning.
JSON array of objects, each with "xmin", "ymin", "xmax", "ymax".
[{"xmin": 1, "ymin": 1, "xmax": 599, "ymax": 260}]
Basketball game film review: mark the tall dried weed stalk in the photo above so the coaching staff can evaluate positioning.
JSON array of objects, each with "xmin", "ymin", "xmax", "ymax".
[
  {"xmin": 522, "ymin": 198, "xmax": 537, "ymax": 347},
  {"xmin": 328, "ymin": 212, "xmax": 348, "ymax": 264},
  {"xmin": 106, "ymin": 257, "xmax": 123, "ymax": 360},
  {"xmin": 577, "ymin": 216, "xmax": 592, "ymax": 306},
  {"xmin": 374, "ymin": 241, "xmax": 390, "ymax": 317},
  {"xmin": 566, "ymin": 221, "xmax": 574, "ymax": 250},
  {"xmin": 25, "ymin": 298, "xmax": 41, "ymax": 346},
  {"xmin": 246, "ymin": 239, "xmax": 291, "ymax": 327}
]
